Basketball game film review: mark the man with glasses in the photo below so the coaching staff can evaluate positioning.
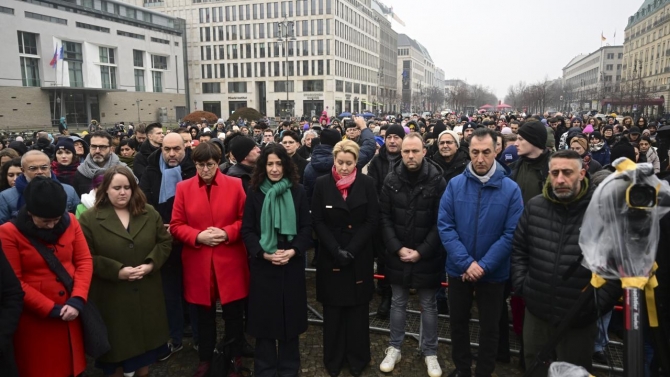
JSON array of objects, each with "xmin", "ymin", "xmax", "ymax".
[
  {"xmin": 431, "ymin": 130, "xmax": 469, "ymax": 184},
  {"xmin": 281, "ymin": 130, "xmax": 308, "ymax": 183},
  {"xmin": 134, "ymin": 123, "xmax": 165, "ymax": 180},
  {"xmin": 73, "ymin": 131, "xmax": 134, "ymax": 196},
  {"xmin": 0, "ymin": 150, "xmax": 79, "ymax": 224}
]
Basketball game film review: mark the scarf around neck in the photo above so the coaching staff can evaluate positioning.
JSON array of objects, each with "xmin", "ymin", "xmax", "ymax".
[
  {"xmin": 259, "ymin": 178, "xmax": 296, "ymax": 254},
  {"xmin": 467, "ymin": 161, "xmax": 497, "ymax": 184},
  {"xmin": 331, "ymin": 165, "xmax": 357, "ymax": 200},
  {"xmin": 77, "ymin": 153, "xmax": 122, "ymax": 179},
  {"xmin": 158, "ymin": 156, "xmax": 183, "ymax": 204},
  {"xmin": 14, "ymin": 173, "xmax": 61, "ymax": 212},
  {"xmin": 12, "ymin": 206, "xmax": 70, "ymax": 245},
  {"xmin": 51, "ymin": 160, "xmax": 79, "ymax": 186}
]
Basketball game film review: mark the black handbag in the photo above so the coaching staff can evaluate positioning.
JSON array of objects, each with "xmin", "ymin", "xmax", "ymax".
[
  {"xmin": 27, "ymin": 237, "xmax": 112, "ymax": 359},
  {"xmin": 209, "ymin": 338, "xmax": 251, "ymax": 377}
]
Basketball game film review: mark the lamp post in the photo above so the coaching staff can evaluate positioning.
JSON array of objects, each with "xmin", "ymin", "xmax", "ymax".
[
  {"xmin": 277, "ymin": 18, "xmax": 295, "ymax": 120},
  {"xmin": 136, "ymin": 99, "xmax": 140, "ymax": 122},
  {"xmin": 194, "ymin": 100, "xmax": 197, "ymax": 111},
  {"xmin": 377, "ymin": 66, "xmax": 384, "ymax": 115}
]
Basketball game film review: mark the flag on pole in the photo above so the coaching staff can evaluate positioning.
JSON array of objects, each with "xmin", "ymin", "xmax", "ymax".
[
  {"xmin": 49, "ymin": 46, "xmax": 58, "ymax": 68},
  {"xmin": 58, "ymin": 45, "xmax": 64, "ymax": 60},
  {"xmin": 601, "ymin": 32, "xmax": 606, "ymax": 41}
]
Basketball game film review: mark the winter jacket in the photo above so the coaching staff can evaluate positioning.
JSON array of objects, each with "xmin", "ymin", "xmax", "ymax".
[
  {"xmin": 590, "ymin": 142, "xmax": 611, "ymax": 167},
  {"xmin": 510, "ymin": 150, "xmax": 551, "ymax": 205},
  {"xmin": 0, "ymin": 243, "xmax": 23, "ymax": 377},
  {"xmin": 0, "ymin": 181, "xmax": 79, "ymax": 224},
  {"xmin": 354, "ymin": 128, "xmax": 377, "ymax": 169},
  {"xmin": 292, "ymin": 153, "xmax": 308, "ymax": 183},
  {"xmin": 303, "ymin": 144, "xmax": 334, "ymax": 204},
  {"xmin": 439, "ymin": 162, "xmax": 523, "ymax": 282},
  {"xmin": 379, "ymin": 158, "xmax": 447, "ymax": 289},
  {"xmin": 297, "ymin": 145, "xmax": 312, "ymax": 160},
  {"xmin": 367, "ymin": 145, "xmax": 402, "ymax": 195},
  {"xmin": 430, "ymin": 148, "xmax": 469, "ymax": 185},
  {"xmin": 226, "ymin": 163, "xmax": 254, "ymax": 193},
  {"xmin": 133, "ymin": 140, "xmax": 160, "ymax": 181},
  {"xmin": 511, "ymin": 182, "xmax": 622, "ymax": 328},
  {"xmin": 646, "ymin": 147, "xmax": 661, "ymax": 173}
]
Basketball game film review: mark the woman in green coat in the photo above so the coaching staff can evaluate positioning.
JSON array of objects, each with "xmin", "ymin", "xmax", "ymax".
[{"xmin": 79, "ymin": 166, "xmax": 172, "ymax": 377}]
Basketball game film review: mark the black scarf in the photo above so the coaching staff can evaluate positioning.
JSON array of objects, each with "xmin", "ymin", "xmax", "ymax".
[{"xmin": 12, "ymin": 207, "xmax": 70, "ymax": 245}]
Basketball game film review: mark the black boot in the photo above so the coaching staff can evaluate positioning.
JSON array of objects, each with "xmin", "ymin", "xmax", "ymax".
[{"xmin": 377, "ymin": 292, "xmax": 391, "ymax": 318}]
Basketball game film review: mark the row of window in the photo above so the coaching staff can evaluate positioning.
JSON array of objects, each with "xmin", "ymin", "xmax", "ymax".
[
  {"xmin": 201, "ymin": 79, "xmax": 324, "ymax": 94},
  {"xmin": 200, "ymin": 60, "xmax": 331, "ymax": 80},
  {"xmin": 335, "ymin": 20, "xmax": 377, "ymax": 54},
  {"xmin": 198, "ymin": 19, "xmax": 331, "ymax": 42},
  {"xmin": 199, "ymin": 39, "xmax": 331, "ymax": 61},
  {"xmin": 197, "ymin": 0, "xmax": 333, "ymax": 23}
]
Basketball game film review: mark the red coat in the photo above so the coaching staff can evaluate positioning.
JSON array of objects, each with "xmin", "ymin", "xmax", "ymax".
[
  {"xmin": 0, "ymin": 213, "xmax": 93, "ymax": 377},
  {"xmin": 170, "ymin": 170, "xmax": 249, "ymax": 307}
]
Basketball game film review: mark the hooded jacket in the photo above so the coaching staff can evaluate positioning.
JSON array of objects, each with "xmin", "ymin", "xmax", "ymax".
[
  {"xmin": 439, "ymin": 162, "xmax": 523, "ymax": 283},
  {"xmin": 303, "ymin": 144, "xmax": 333, "ymax": 204},
  {"xmin": 133, "ymin": 140, "xmax": 160, "ymax": 180},
  {"xmin": 380, "ymin": 158, "xmax": 447, "ymax": 289}
]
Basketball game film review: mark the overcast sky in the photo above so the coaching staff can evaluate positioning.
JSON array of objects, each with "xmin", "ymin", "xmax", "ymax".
[{"xmin": 384, "ymin": 0, "xmax": 642, "ymax": 99}]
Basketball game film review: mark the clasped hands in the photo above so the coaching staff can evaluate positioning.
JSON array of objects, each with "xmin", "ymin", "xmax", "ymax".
[
  {"xmin": 118, "ymin": 262, "xmax": 154, "ymax": 281},
  {"xmin": 398, "ymin": 247, "xmax": 421, "ymax": 263},
  {"xmin": 463, "ymin": 261, "xmax": 485, "ymax": 282},
  {"xmin": 197, "ymin": 227, "xmax": 229, "ymax": 247},
  {"xmin": 264, "ymin": 249, "xmax": 296, "ymax": 265}
]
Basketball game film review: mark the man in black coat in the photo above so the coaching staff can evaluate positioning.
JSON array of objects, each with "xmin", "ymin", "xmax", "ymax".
[
  {"xmin": 511, "ymin": 150, "xmax": 622, "ymax": 376},
  {"xmin": 139, "ymin": 133, "xmax": 196, "ymax": 360},
  {"xmin": 0, "ymin": 247, "xmax": 24, "ymax": 377},
  {"xmin": 378, "ymin": 133, "xmax": 446, "ymax": 377},
  {"xmin": 281, "ymin": 130, "xmax": 308, "ymax": 183},
  {"xmin": 227, "ymin": 135, "xmax": 260, "ymax": 193},
  {"xmin": 133, "ymin": 123, "xmax": 164, "ymax": 180}
]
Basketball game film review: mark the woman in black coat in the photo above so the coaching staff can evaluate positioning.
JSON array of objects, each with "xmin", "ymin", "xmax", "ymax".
[
  {"xmin": 0, "ymin": 247, "xmax": 24, "ymax": 377},
  {"xmin": 241, "ymin": 144, "xmax": 313, "ymax": 377},
  {"xmin": 311, "ymin": 140, "xmax": 379, "ymax": 377}
]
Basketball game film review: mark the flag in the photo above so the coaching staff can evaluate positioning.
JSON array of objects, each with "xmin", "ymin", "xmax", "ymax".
[
  {"xmin": 49, "ymin": 46, "xmax": 58, "ymax": 68},
  {"xmin": 601, "ymin": 32, "xmax": 606, "ymax": 42},
  {"xmin": 58, "ymin": 45, "xmax": 64, "ymax": 60}
]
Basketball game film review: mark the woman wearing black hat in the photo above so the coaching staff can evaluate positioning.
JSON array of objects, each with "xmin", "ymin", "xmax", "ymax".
[
  {"xmin": 51, "ymin": 138, "xmax": 80, "ymax": 186},
  {"xmin": 0, "ymin": 176, "xmax": 93, "ymax": 377},
  {"xmin": 241, "ymin": 144, "xmax": 312, "ymax": 377}
]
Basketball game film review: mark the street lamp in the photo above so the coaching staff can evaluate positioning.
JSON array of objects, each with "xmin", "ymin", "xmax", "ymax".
[
  {"xmin": 277, "ymin": 18, "xmax": 295, "ymax": 120},
  {"xmin": 136, "ymin": 99, "xmax": 140, "ymax": 122},
  {"xmin": 194, "ymin": 101, "xmax": 197, "ymax": 111}
]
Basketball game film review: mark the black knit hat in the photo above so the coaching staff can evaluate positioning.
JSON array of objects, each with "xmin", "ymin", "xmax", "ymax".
[
  {"xmin": 56, "ymin": 137, "xmax": 76, "ymax": 155},
  {"xmin": 319, "ymin": 129, "xmax": 341, "ymax": 147},
  {"xmin": 518, "ymin": 121, "xmax": 547, "ymax": 151},
  {"xmin": 385, "ymin": 124, "xmax": 406, "ymax": 140},
  {"xmin": 8, "ymin": 141, "xmax": 28, "ymax": 156},
  {"xmin": 229, "ymin": 136, "xmax": 257, "ymax": 163},
  {"xmin": 24, "ymin": 176, "xmax": 67, "ymax": 218}
]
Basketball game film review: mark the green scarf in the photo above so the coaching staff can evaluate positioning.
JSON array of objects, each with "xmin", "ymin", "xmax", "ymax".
[
  {"xmin": 259, "ymin": 178, "xmax": 297, "ymax": 254},
  {"xmin": 119, "ymin": 155, "xmax": 135, "ymax": 170},
  {"xmin": 542, "ymin": 176, "xmax": 590, "ymax": 205}
]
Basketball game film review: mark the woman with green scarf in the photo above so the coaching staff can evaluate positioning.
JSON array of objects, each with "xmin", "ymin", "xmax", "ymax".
[
  {"xmin": 241, "ymin": 144, "xmax": 313, "ymax": 377},
  {"xmin": 116, "ymin": 138, "xmax": 138, "ymax": 170}
]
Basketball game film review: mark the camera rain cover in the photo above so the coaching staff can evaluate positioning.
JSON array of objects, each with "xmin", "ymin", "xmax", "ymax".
[{"xmin": 580, "ymin": 158, "xmax": 670, "ymax": 280}]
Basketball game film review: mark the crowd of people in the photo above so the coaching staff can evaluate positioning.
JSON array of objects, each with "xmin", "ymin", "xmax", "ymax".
[{"xmin": 0, "ymin": 109, "xmax": 668, "ymax": 377}]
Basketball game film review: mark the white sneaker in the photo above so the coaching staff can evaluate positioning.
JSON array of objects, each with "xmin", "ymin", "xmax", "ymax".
[
  {"xmin": 379, "ymin": 346, "xmax": 401, "ymax": 372},
  {"xmin": 425, "ymin": 355, "xmax": 442, "ymax": 377},
  {"xmin": 123, "ymin": 373, "xmax": 135, "ymax": 377}
]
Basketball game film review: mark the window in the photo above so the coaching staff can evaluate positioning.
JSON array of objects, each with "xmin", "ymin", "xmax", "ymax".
[
  {"xmin": 606, "ymin": 53, "xmax": 614, "ymax": 59},
  {"xmin": 0, "ymin": 5, "xmax": 14, "ymax": 14},
  {"xmin": 117, "ymin": 30, "xmax": 145, "ymax": 40},
  {"xmin": 228, "ymin": 82, "xmax": 247, "ymax": 93},
  {"xmin": 151, "ymin": 37, "xmax": 170, "ymax": 45},
  {"xmin": 202, "ymin": 82, "xmax": 220, "ymax": 93},
  {"xmin": 25, "ymin": 11, "xmax": 66, "ymax": 24},
  {"xmin": 133, "ymin": 50, "xmax": 144, "ymax": 67},
  {"xmin": 152, "ymin": 71, "xmax": 162, "ymax": 92},
  {"xmin": 274, "ymin": 80, "xmax": 294, "ymax": 92},
  {"xmin": 99, "ymin": 47, "xmax": 115, "ymax": 64},
  {"xmin": 20, "ymin": 57, "xmax": 40, "ymax": 87},
  {"xmin": 345, "ymin": 81, "xmax": 352, "ymax": 92},
  {"xmin": 76, "ymin": 22, "xmax": 109, "ymax": 33},
  {"xmin": 152, "ymin": 55, "xmax": 168, "ymax": 70},
  {"xmin": 63, "ymin": 41, "xmax": 83, "ymax": 87},
  {"xmin": 257, "ymin": 62, "xmax": 266, "ymax": 77},
  {"xmin": 17, "ymin": 32, "xmax": 38, "ymax": 55},
  {"xmin": 336, "ymin": 80, "xmax": 343, "ymax": 92},
  {"xmin": 303, "ymin": 79, "xmax": 323, "ymax": 91},
  {"xmin": 618, "ymin": 53, "xmax": 624, "ymax": 59},
  {"xmin": 100, "ymin": 66, "xmax": 117, "ymax": 89},
  {"xmin": 135, "ymin": 69, "xmax": 145, "ymax": 91},
  {"xmin": 606, "ymin": 64, "xmax": 614, "ymax": 70}
]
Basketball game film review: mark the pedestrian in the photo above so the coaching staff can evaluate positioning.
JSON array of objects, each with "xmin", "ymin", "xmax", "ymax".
[
  {"xmin": 241, "ymin": 144, "xmax": 313, "ymax": 377},
  {"xmin": 570, "ymin": 135, "xmax": 603, "ymax": 174},
  {"xmin": 116, "ymin": 138, "xmax": 139, "ymax": 171},
  {"xmin": 281, "ymin": 130, "xmax": 308, "ymax": 183},
  {"xmin": 298, "ymin": 130, "xmax": 317, "ymax": 160},
  {"xmin": 51, "ymin": 137, "xmax": 79, "ymax": 187},
  {"xmin": 0, "ymin": 177, "xmax": 93, "ymax": 377},
  {"xmin": 170, "ymin": 141, "xmax": 250, "ymax": 377},
  {"xmin": 73, "ymin": 131, "xmax": 132, "ymax": 196},
  {"xmin": 511, "ymin": 150, "xmax": 622, "ymax": 376},
  {"xmin": 0, "ymin": 242, "xmax": 24, "ymax": 377},
  {"xmin": 439, "ymin": 127, "xmax": 523, "ymax": 377},
  {"xmin": 0, "ymin": 157, "xmax": 22, "ymax": 192},
  {"xmin": 431, "ymin": 130, "xmax": 469, "ymax": 184},
  {"xmin": 227, "ymin": 134, "xmax": 261, "ymax": 192},
  {"xmin": 639, "ymin": 136, "xmax": 660, "ymax": 173},
  {"xmin": 79, "ymin": 166, "xmax": 172, "ymax": 377},
  {"xmin": 378, "ymin": 132, "xmax": 446, "ymax": 377},
  {"xmin": 589, "ymin": 132, "xmax": 610, "ymax": 167},
  {"xmin": 69, "ymin": 136, "xmax": 89, "ymax": 163},
  {"xmin": 0, "ymin": 149, "xmax": 19, "ymax": 166},
  {"xmin": 134, "ymin": 123, "xmax": 164, "ymax": 180},
  {"xmin": 312, "ymin": 140, "xmax": 379, "ymax": 377}
]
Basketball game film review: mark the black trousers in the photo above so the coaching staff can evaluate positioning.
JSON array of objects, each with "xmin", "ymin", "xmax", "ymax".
[
  {"xmin": 322, "ymin": 304, "xmax": 371, "ymax": 373},
  {"xmin": 197, "ymin": 299, "xmax": 244, "ymax": 362},
  {"xmin": 497, "ymin": 280, "xmax": 512, "ymax": 359},
  {"xmin": 448, "ymin": 277, "xmax": 505, "ymax": 377},
  {"xmin": 254, "ymin": 337, "xmax": 300, "ymax": 377}
]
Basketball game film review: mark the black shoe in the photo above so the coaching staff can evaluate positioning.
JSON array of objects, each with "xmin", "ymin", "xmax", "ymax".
[
  {"xmin": 377, "ymin": 295, "xmax": 391, "ymax": 318},
  {"xmin": 593, "ymin": 351, "xmax": 608, "ymax": 365},
  {"xmin": 447, "ymin": 370, "xmax": 471, "ymax": 377},
  {"xmin": 437, "ymin": 300, "xmax": 449, "ymax": 315},
  {"xmin": 327, "ymin": 370, "xmax": 340, "ymax": 377},
  {"xmin": 241, "ymin": 337, "xmax": 255, "ymax": 358},
  {"xmin": 496, "ymin": 353, "xmax": 511, "ymax": 363}
]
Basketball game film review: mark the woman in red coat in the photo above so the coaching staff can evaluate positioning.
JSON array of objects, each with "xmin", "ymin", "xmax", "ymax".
[
  {"xmin": 0, "ymin": 177, "xmax": 93, "ymax": 377},
  {"xmin": 170, "ymin": 141, "xmax": 250, "ymax": 377}
]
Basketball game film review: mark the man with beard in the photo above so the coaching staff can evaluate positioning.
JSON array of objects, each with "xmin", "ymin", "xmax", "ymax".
[
  {"xmin": 431, "ymin": 130, "xmax": 469, "ymax": 184},
  {"xmin": 134, "ymin": 123, "xmax": 165, "ymax": 180},
  {"xmin": 72, "ymin": 131, "xmax": 133, "ymax": 196}
]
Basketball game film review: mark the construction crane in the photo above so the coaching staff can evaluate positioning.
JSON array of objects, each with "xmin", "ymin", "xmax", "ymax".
[{"xmin": 372, "ymin": 0, "xmax": 405, "ymax": 26}]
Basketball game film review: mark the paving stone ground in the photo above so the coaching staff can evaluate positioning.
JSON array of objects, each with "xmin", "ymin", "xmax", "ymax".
[{"xmin": 85, "ymin": 251, "xmax": 617, "ymax": 377}]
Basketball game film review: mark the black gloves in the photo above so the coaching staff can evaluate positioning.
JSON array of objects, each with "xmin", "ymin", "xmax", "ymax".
[{"xmin": 334, "ymin": 249, "xmax": 354, "ymax": 267}]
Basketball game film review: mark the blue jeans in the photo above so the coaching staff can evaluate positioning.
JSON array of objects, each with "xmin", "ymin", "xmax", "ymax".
[
  {"xmin": 389, "ymin": 284, "xmax": 438, "ymax": 356},
  {"xmin": 594, "ymin": 310, "xmax": 612, "ymax": 353}
]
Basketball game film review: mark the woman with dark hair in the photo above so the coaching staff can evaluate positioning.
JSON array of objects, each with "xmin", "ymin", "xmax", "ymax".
[
  {"xmin": 637, "ymin": 115, "xmax": 648, "ymax": 130},
  {"xmin": 0, "ymin": 157, "xmax": 22, "ymax": 191},
  {"xmin": 116, "ymin": 138, "xmax": 138, "ymax": 171},
  {"xmin": 241, "ymin": 144, "xmax": 313, "ymax": 377},
  {"xmin": 51, "ymin": 138, "xmax": 80, "ymax": 186},
  {"xmin": 171, "ymin": 142, "xmax": 249, "ymax": 377},
  {"xmin": 79, "ymin": 165, "xmax": 172, "ymax": 377},
  {"xmin": 70, "ymin": 136, "xmax": 89, "ymax": 164},
  {"xmin": 189, "ymin": 126, "xmax": 200, "ymax": 141},
  {"xmin": 0, "ymin": 177, "xmax": 93, "ymax": 377}
]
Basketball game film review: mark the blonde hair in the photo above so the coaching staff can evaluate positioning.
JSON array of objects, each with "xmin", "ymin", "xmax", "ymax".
[{"xmin": 332, "ymin": 139, "xmax": 360, "ymax": 163}]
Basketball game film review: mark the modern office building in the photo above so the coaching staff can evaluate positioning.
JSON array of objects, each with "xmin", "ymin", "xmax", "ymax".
[
  {"xmin": 397, "ymin": 33, "xmax": 426, "ymax": 113},
  {"xmin": 122, "ymin": 0, "xmax": 381, "ymax": 119},
  {"xmin": 371, "ymin": 0, "xmax": 398, "ymax": 114},
  {"xmin": 0, "ymin": 0, "xmax": 187, "ymax": 129}
]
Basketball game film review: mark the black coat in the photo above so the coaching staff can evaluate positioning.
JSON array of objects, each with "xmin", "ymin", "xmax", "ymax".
[
  {"xmin": 0, "ymin": 248, "xmax": 24, "ymax": 377},
  {"xmin": 367, "ymin": 146, "xmax": 401, "ymax": 195},
  {"xmin": 430, "ymin": 148, "xmax": 469, "ymax": 185},
  {"xmin": 241, "ymin": 184, "xmax": 313, "ymax": 340},
  {"xmin": 511, "ymin": 186, "xmax": 622, "ymax": 328},
  {"xmin": 379, "ymin": 159, "xmax": 447, "ymax": 289},
  {"xmin": 133, "ymin": 140, "xmax": 159, "ymax": 181},
  {"xmin": 138, "ymin": 149, "xmax": 197, "ymax": 224},
  {"xmin": 312, "ymin": 173, "xmax": 378, "ymax": 306},
  {"xmin": 226, "ymin": 163, "xmax": 254, "ymax": 193},
  {"xmin": 291, "ymin": 153, "xmax": 308, "ymax": 184}
]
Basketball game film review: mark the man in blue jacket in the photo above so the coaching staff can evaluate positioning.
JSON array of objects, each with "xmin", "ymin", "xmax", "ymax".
[{"xmin": 438, "ymin": 127, "xmax": 523, "ymax": 377}]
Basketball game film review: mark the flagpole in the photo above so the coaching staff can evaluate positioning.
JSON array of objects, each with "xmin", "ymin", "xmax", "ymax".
[
  {"xmin": 52, "ymin": 46, "xmax": 58, "ymax": 127},
  {"xmin": 60, "ymin": 46, "xmax": 65, "ymax": 125}
]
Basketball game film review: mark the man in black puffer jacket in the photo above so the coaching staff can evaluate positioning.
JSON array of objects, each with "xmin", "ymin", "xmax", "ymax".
[
  {"xmin": 378, "ymin": 132, "xmax": 446, "ymax": 375},
  {"xmin": 511, "ymin": 150, "xmax": 622, "ymax": 376}
]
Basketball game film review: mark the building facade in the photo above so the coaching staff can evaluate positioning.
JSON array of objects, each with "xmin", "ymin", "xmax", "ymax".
[
  {"xmin": 397, "ymin": 33, "xmax": 425, "ymax": 113},
  {"xmin": 0, "ymin": 0, "xmax": 187, "ymax": 129},
  {"xmin": 562, "ymin": 45, "xmax": 623, "ymax": 112},
  {"xmin": 371, "ymin": 0, "xmax": 398, "ymax": 114},
  {"xmin": 123, "ymin": 0, "xmax": 381, "ymax": 120}
]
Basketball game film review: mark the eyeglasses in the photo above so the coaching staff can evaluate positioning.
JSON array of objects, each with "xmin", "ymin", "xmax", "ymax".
[
  {"xmin": 26, "ymin": 165, "xmax": 50, "ymax": 172},
  {"xmin": 90, "ymin": 145, "xmax": 110, "ymax": 151},
  {"xmin": 195, "ymin": 162, "xmax": 217, "ymax": 170}
]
